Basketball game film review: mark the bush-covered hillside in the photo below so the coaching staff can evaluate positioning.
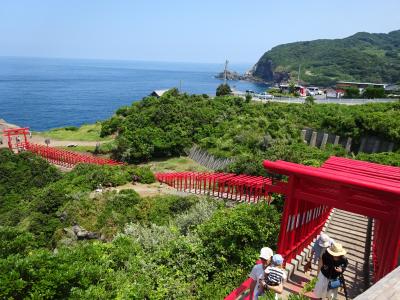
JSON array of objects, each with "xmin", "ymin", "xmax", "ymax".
[
  {"xmin": 251, "ymin": 30, "xmax": 400, "ymax": 86},
  {"xmin": 101, "ymin": 90, "xmax": 400, "ymax": 171},
  {"xmin": 0, "ymin": 149, "xmax": 281, "ymax": 299}
]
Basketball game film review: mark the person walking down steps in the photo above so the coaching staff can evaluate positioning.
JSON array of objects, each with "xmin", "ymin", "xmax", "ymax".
[
  {"xmin": 255, "ymin": 254, "xmax": 287, "ymax": 299},
  {"xmin": 311, "ymin": 233, "xmax": 334, "ymax": 273},
  {"xmin": 314, "ymin": 242, "xmax": 348, "ymax": 300}
]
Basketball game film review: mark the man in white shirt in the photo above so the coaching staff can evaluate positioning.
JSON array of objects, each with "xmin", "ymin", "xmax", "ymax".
[{"xmin": 249, "ymin": 247, "xmax": 285, "ymax": 299}]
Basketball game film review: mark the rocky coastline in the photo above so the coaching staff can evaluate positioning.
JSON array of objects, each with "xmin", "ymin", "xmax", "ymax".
[{"xmin": 214, "ymin": 70, "xmax": 268, "ymax": 84}]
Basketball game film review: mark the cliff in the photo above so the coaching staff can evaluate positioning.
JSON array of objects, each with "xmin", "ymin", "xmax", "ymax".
[{"xmin": 251, "ymin": 30, "xmax": 400, "ymax": 86}]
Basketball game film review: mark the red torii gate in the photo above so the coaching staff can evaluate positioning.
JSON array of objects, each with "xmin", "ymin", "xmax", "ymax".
[
  {"xmin": 156, "ymin": 172, "xmax": 276, "ymax": 203},
  {"xmin": 1, "ymin": 127, "xmax": 123, "ymax": 167},
  {"xmin": 263, "ymin": 157, "xmax": 400, "ymax": 282},
  {"xmin": 2, "ymin": 127, "xmax": 30, "ymax": 151},
  {"xmin": 220, "ymin": 157, "xmax": 400, "ymax": 299}
]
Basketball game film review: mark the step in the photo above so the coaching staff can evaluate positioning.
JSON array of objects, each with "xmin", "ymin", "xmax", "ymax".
[
  {"xmin": 328, "ymin": 219, "xmax": 368, "ymax": 231},
  {"xmin": 282, "ymin": 209, "xmax": 372, "ymax": 300},
  {"xmin": 328, "ymin": 215, "xmax": 368, "ymax": 229},
  {"xmin": 326, "ymin": 224, "xmax": 367, "ymax": 238},
  {"xmin": 331, "ymin": 210, "xmax": 368, "ymax": 220},
  {"xmin": 324, "ymin": 227, "xmax": 367, "ymax": 243},
  {"xmin": 334, "ymin": 209, "xmax": 367, "ymax": 219},
  {"xmin": 326, "ymin": 236, "xmax": 367, "ymax": 252},
  {"xmin": 325, "ymin": 230, "xmax": 368, "ymax": 248}
]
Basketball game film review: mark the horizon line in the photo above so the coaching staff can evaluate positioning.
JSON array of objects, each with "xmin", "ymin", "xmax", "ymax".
[{"xmin": 0, "ymin": 55, "xmax": 254, "ymax": 67}]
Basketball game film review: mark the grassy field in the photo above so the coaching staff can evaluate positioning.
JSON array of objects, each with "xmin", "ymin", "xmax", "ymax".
[
  {"xmin": 35, "ymin": 123, "xmax": 112, "ymax": 141},
  {"xmin": 141, "ymin": 156, "xmax": 209, "ymax": 173}
]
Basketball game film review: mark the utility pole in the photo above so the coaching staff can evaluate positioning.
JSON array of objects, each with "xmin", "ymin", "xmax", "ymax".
[
  {"xmin": 224, "ymin": 60, "xmax": 229, "ymax": 85},
  {"xmin": 297, "ymin": 64, "xmax": 301, "ymax": 84}
]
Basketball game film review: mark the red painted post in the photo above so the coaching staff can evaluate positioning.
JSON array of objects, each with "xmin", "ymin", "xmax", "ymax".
[{"xmin": 276, "ymin": 179, "xmax": 293, "ymax": 258}]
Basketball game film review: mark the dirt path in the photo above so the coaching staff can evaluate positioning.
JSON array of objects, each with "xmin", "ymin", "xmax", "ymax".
[
  {"xmin": 0, "ymin": 135, "xmax": 102, "ymax": 149},
  {"xmin": 91, "ymin": 182, "xmax": 190, "ymax": 198},
  {"xmin": 30, "ymin": 135, "xmax": 101, "ymax": 147},
  {"xmin": 1, "ymin": 119, "xmax": 104, "ymax": 148}
]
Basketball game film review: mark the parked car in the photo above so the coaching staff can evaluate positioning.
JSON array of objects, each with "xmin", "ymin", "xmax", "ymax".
[
  {"xmin": 307, "ymin": 87, "xmax": 322, "ymax": 95},
  {"xmin": 259, "ymin": 92, "xmax": 274, "ymax": 99}
]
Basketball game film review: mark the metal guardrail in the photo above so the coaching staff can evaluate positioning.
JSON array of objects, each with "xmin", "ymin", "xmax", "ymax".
[{"xmin": 232, "ymin": 92, "xmax": 399, "ymax": 105}]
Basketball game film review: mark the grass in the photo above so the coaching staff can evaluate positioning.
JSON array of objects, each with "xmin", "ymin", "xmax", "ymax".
[
  {"xmin": 35, "ymin": 123, "xmax": 112, "ymax": 141},
  {"xmin": 140, "ymin": 156, "xmax": 209, "ymax": 173}
]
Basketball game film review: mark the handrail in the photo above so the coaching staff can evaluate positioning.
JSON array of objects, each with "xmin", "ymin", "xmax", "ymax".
[{"xmin": 224, "ymin": 278, "xmax": 253, "ymax": 300}]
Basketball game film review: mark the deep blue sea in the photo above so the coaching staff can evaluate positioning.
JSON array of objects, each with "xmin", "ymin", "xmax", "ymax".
[{"xmin": 0, "ymin": 57, "xmax": 268, "ymax": 131}]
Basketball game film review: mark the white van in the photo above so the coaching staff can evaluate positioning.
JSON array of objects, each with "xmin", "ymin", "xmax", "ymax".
[
  {"xmin": 259, "ymin": 92, "xmax": 274, "ymax": 99},
  {"xmin": 307, "ymin": 87, "xmax": 321, "ymax": 95}
]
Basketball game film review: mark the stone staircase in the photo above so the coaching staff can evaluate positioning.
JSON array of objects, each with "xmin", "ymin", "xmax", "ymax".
[{"xmin": 282, "ymin": 209, "xmax": 372, "ymax": 299}]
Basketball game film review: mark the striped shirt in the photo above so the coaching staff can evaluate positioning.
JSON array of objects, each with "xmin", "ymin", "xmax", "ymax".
[{"xmin": 265, "ymin": 266, "xmax": 286, "ymax": 286}]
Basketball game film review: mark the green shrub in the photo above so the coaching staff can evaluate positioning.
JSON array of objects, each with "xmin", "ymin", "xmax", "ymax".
[
  {"xmin": 0, "ymin": 226, "xmax": 37, "ymax": 258},
  {"xmin": 128, "ymin": 166, "xmax": 155, "ymax": 184},
  {"xmin": 216, "ymin": 84, "xmax": 232, "ymax": 96},
  {"xmin": 245, "ymin": 94, "xmax": 252, "ymax": 102},
  {"xmin": 356, "ymin": 152, "xmax": 400, "ymax": 166},
  {"xmin": 197, "ymin": 203, "xmax": 280, "ymax": 268},
  {"xmin": 64, "ymin": 126, "xmax": 79, "ymax": 131},
  {"xmin": 64, "ymin": 164, "xmax": 132, "ymax": 190},
  {"xmin": 0, "ymin": 149, "xmax": 61, "ymax": 196},
  {"xmin": 134, "ymin": 195, "xmax": 199, "ymax": 225},
  {"xmin": 305, "ymin": 96, "xmax": 315, "ymax": 105},
  {"xmin": 344, "ymin": 87, "xmax": 360, "ymax": 98},
  {"xmin": 175, "ymin": 199, "xmax": 221, "ymax": 234}
]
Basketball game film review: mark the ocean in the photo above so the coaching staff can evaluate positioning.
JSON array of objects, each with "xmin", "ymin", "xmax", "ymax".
[{"xmin": 0, "ymin": 57, "xmax": 268, "ymax": 131}]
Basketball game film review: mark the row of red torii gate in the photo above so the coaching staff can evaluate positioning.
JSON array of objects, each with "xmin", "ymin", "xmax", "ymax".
[
  {"xmin": 2, "ymin": 127, "xmax": 122, "ymax": 166},
  {"xmin": 3, "ymin": 128, "xmax": 400, "ymax": 298},
  {"xmin": 157, "ymin": 158, "xmax": 400, "ymax": 298}
]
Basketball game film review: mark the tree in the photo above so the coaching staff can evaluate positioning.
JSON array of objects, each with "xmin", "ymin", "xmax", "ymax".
[
  {"xmin": 343, "ymin": 87, "xmax": 360, "ymax": 98},
  {"xmin": 245, "ymin": 94, "xmax": 252, "ymax": 102},
  {"xmin": 288, "ymin": 81, "xmax": 296, "ymax": 94},
  {"xmin": 304, "ymin": 96, "xmax": 315, "ymax": 105},
  {"xmin": 362, "ymin": 86, "xmax": 385, "ymax": 99},
  {"xmin": 216, "ymin": 84, "xmax": 232, "ymax": 96}
]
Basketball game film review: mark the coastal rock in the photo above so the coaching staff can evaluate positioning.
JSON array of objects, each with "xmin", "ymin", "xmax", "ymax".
[
  {"xmin": 215, "ymin": 69, "xmax": 267, "ymax": 83},
  {"xmin": 251, "ymin": 59, "xmax": 289, "ymax": 83},
  {"xmin": 215, "ymin": 70, "xmax": 244, "ymax": 81}
]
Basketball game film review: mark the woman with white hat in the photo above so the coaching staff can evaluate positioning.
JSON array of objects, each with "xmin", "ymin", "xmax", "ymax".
[
  {"xmin": 311, "ymin": 233, "xmax": 334, "ymax": 273},
  {"xmin": 314, "ymin": 242, "xmax": 348, "ymax": 300},
  {"xmin": 249, "ymin": 247, "xmax": 285, "ymax": 299}
]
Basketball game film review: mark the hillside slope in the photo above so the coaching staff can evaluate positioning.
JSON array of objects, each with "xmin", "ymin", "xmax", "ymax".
[{"xmin": 251, "ymin": 30, "xmax": 400, "ymax": 86}]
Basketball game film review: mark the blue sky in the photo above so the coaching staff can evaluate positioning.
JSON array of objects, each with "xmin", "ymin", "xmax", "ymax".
[{"xmin": 0, "ymin": 0, "xmax": 399, "ymax": 64}]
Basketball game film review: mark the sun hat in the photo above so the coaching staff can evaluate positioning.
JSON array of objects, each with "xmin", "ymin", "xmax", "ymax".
[
  {"xmin": 318, "ymin": 233, "xmax": 331, "ymax": 247},
  {"xmin": 259, "ymin": 247, "xmax": 274, "ymax": 260},
  {"xmin": 272, "ymin": 254, "xmax": 284, "ymax": 265},
  {"xmin": 327, "ymin": 242, "xmax": 347, "ymax": 256}
]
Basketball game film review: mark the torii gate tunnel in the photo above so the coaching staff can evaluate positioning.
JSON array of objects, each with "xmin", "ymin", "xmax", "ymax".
[
  {"xmin": 222, "ymin": 157, "xmax": 400, "ymax": 300},
  {"xmin": 2, "ymin": 127, "xmax": 123, "ymax": 167},
  {"xmin": 263, "ymin": 157, "xmax": 400, "ymax": 282},
  {"xmin": 157, "ymin": 156, "xmax": 400, "ymax": 292}
]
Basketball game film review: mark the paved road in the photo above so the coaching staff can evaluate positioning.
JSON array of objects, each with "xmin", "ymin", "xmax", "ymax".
[{"xmin": 232, "ymin": 91, "xmax": 398, "ymax": 105}]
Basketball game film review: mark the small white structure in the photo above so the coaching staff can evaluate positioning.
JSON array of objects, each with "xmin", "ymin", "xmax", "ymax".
[{"xmin": 150, "ymin": 89, "xmax": 169, "ymax": 98}]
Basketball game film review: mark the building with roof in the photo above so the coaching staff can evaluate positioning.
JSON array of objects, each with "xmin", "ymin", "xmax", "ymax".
[
  {"xmin": 150, "ymin": 89, "xmax": 169, "ymax": 98},
  {"xmin": 336, "ymin": 81, "xmax": 388, "ymax": 90}
]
